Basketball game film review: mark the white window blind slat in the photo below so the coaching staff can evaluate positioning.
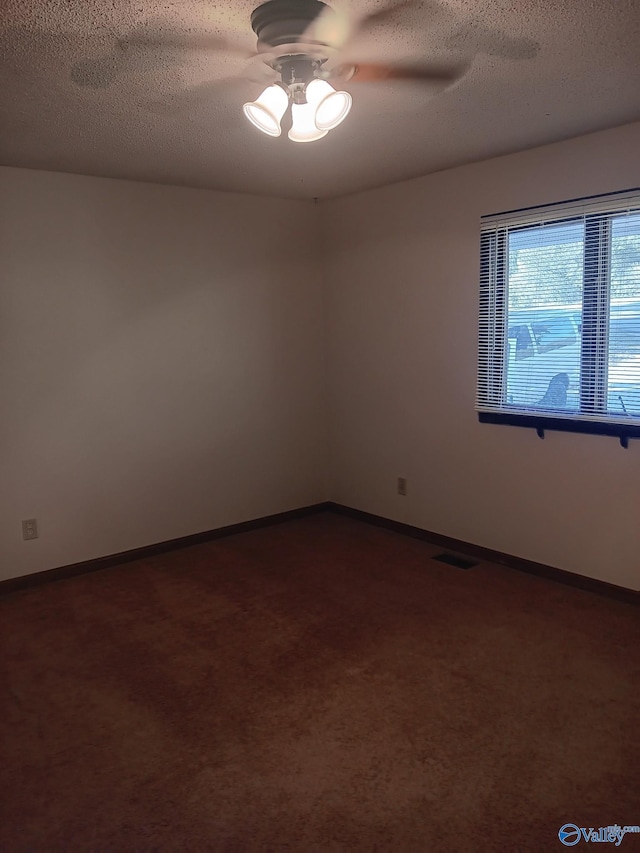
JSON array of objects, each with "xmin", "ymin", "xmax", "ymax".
[
  {"xmin": 477, "ymin": 192, "xmax": 640, "ymax": 431},
  {"xmin": 481, "ymin": 189, "xmax": 640, "ymax": 229}
]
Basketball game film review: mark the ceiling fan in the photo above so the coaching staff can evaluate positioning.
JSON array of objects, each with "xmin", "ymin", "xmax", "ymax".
[
  {"xmin": 89, "ymin": 0, "xmax": 470, "ymax": 143},
  {"xmin": 239, "ymin": 0, "xmax": 468, "ymax": 141}
]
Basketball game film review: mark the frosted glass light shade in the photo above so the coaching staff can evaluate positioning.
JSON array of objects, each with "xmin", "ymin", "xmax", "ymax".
[
  {"xmin": 288, "ymin": 102, "xmax": 328, "ymax": 143},
  {"xmin": 306, "ymin": 78, "xmax": 352, "ymax": 131},
  {"xmin": 243, "ymin": 84, "xmax": 289, "ymax": 137}
]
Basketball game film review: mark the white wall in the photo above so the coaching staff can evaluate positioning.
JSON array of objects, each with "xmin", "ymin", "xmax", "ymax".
[
  {"xmin": 323, "ymin": 122, "xmax": 640, "ymax": 591},
  {"xmin": 0, "ymin": 167, "xmax": 327, "ymax": 581},
  {"xmin": 3, "ymin": 123, "xmax": 639, "ymax": 589}
]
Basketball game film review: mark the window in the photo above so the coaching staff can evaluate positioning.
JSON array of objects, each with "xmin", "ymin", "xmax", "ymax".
[{"xmin": 477, "ymin": 189, "xmax": 640, "ymax": 442}]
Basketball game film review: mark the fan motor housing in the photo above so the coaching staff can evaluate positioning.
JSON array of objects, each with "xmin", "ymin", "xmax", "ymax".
[{"xmin": 250, "ymin": 0, "xmax": 332, "ymax": 49}]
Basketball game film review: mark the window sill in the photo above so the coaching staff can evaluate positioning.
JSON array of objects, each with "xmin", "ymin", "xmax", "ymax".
[{"xmin": 478, "ymin": 411, "xmax": 640, "ymax": 446}]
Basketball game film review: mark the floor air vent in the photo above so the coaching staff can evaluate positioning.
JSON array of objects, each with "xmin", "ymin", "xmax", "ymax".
[{"xmin": 433, "ymin": 553, "xmax": 479, "ymax": 570}]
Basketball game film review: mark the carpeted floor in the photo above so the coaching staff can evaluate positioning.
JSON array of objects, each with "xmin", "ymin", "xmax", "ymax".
[{"xmin": 1, "ymin": 512, "xmax": 639, "ymax": 852}]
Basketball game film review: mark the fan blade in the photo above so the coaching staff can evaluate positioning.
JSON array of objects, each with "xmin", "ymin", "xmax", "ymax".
[
  {"xmin": 71, "ymin": 53, "xmax": 121, "ymax": 89},
  {"xmin": 302, "ymin": 1, "xmax": 353, "ymax": 50},
  {"xmin": 143, "ymin": 65, "xmax": 276, "ymax": 116},
  {"xmin": 334, "ymin": 60, "xmax": 468, "ymax": 85},
  {"xmin": 308, "ymin": 0, "xmax": 452, "ymax": 70},
  {"xmin": 303, "ymin": 0, "xmax": 426, "ymax": 53},
  {"xmin": 345, "ymin": 0, "xmax": 448, "ymax": 48},
  {"xmin": 445, "ymin": 22, "xmax": 539, "ymax": 61},
  {"xmin": 356, "ymin": 0, "xmax": 421, "ymax": 33},
  {"xmin": 71, "ymin": 29, "xmax": 255, "ymax": 90},
  {"xmin": 144, "ymin": 79, "xmax": 227, "ymax": 115},
  {"xmin": 119, "ymin": 31, "xmax": 253, "ymax": 58}
]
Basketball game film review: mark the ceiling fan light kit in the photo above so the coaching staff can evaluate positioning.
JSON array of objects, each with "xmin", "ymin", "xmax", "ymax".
[
  {"xmin": 306, "ymin": 78, "xmax": 352, "ymax": 131},
  {"xmin": 242, "ymin": 0, "xmax": 352, "ymax": 142},
  {"xmin": 288, "ymin": 100, "xmax": 329, "ymax": 142},
  {"xmin": 242, "ymin": 83, "xmax": 290, "ymax": 137}
]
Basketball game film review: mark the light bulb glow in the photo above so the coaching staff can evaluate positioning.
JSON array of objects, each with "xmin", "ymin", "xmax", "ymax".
[
  {"xmin": 288, "ymin": 101, "xmax": 328, "ymax": 143},
  {"xmin": 306, "ymin": 78, "xmax": 352, "ymax": 131},
  {"xmin": 243, "ymin": 84, "xmax": 289, "ymax": 137}
]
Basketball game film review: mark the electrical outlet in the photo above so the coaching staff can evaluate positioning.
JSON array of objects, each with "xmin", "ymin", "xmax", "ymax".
[
  {"xmin": 397, "ymin": 477, "xmax": 407, "ymax": 496},
  {"xmin": 22, "ymin": 519, "xmax": 38, "ymax": 540}
]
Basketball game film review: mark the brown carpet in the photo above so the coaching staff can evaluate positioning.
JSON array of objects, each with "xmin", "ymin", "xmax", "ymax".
[{"xmin": 1, "ymin": 513, "xmax": 639, "ymax": 852}]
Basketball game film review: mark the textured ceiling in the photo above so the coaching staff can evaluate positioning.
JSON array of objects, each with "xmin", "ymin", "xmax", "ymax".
[{"xmin": 1, "ymin": 0, "xmax": 639, "ymax": 199}]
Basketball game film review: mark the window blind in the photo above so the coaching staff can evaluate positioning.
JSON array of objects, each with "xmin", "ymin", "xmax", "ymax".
[{"xmin": 477, "ymin": 189, "xmax": 640, "ymax": 434}]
